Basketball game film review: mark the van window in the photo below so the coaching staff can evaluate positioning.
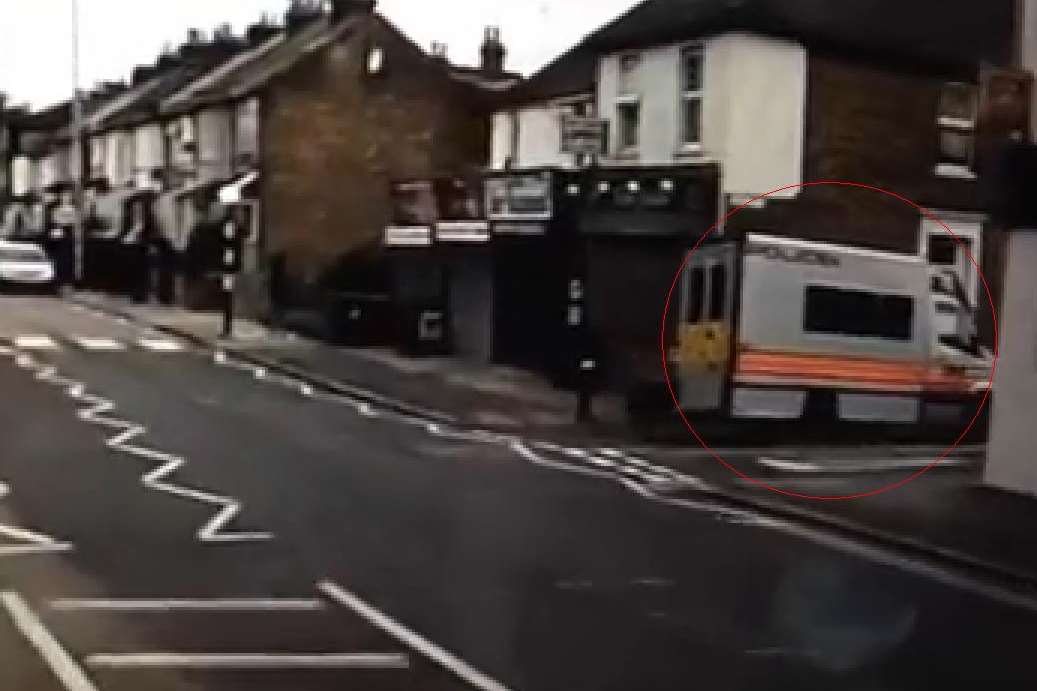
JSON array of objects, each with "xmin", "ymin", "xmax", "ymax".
[
  {"xmin": 687, "ymin": 267, "xmax": 704, "ymax": 323},
  {"xmin": 708, "ymin": 264, "xmax": 726, "ymax": 320},
  {"xmin": 804, "ymin": 286, "xmax": 913, "ymax": 341}
]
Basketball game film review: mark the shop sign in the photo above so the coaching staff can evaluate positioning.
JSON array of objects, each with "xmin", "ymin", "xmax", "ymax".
[
  {"xmin": 560, "ymin": 115, "xmax": 607, "ymax": 155},
  {"xmin": 435, "ymin": 220, "xmax": 490, "ymax": 243},
  {"xmin": 384, "ymin": 226, "xmax": 432, "ymax": 247},
  {"xmin": 486, "ymin": 173, "xmax": 552, "ymax": 220},
  {"xmin": 493, "ymin": 222, "xmax": 546, "ymax": 237}
]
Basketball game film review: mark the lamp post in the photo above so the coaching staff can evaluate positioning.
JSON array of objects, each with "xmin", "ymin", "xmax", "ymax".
[{"xmin": 71, "ymin": 0, "xmax": 85, "ymax": 285}]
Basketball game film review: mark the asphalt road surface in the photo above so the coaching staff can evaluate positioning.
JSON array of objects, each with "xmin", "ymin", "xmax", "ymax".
[{"xmin": 0, "ymin": 295, "xmax": 1032, "ymax": 691}]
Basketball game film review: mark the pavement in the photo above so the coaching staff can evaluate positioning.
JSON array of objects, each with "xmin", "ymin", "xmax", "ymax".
[{"xmin": 1, "ymin": 293, "xmax": 1036, "ymax": 688}]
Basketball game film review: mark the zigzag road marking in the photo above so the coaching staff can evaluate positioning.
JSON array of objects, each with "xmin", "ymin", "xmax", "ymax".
[
  {"xmin": 3, "ymin": 349, "xmax": 271, "ymax": 544},
  {"xmin": 0, "ymin": 482, "xmax": 73, "ymax": 557}
]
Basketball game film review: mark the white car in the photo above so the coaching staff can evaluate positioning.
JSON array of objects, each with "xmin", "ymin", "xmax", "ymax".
[{"xmin": 0, "ymin": 240, "xmax": 57, "ymax": 293}]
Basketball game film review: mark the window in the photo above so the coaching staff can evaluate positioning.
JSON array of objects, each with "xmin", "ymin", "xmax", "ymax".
[
  {"xmin": 619, "ymin": 53, "xmax": 640, "ymax": 94},
  {"xmin": 680, "ymin": 46, "xmax": 704, "ymax": 148},
  {"xmin": 617, "ymin": 101, "xmax": 640, "ymax": 151},
  {"xmin": 708, "ymin": 264, "xmax": 726, "ymax": 320},
  {"xmin": 928, "ymin": 235, "xmax": 962, "ymax": 266},
  {"xmin": 936, "ymin": 82, "xmax": 978, "ymax": 176},
  {"xmin": 390, "ymin": 181, "xmax": 436, "ymax": 226},
  {"xmin": 366, "ymin": 47, "xmax": 385, "ymax": 75},
  {"xmin": 687, "ymin": 268, "xmax": 705, "ymax": 323},
  {"xmin": 804, "ymin": 286, "xmax": 914, "ymax": 341}
]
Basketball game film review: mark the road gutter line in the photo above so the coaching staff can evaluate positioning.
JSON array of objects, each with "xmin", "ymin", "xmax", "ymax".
[
  {"xmin": 49, "ymin": 598, "xmax": 327, "ymax": 612},
  {"xmin": 318, "ymin": 580, "xmax": 513, "ymax": 691},
  {"xmin": 0, "ymin": 592, "xmax": 99, "ymax": 691},
  {"xmin": 84, "ymin": 652, "xmax": 409, "ymax": 670}
]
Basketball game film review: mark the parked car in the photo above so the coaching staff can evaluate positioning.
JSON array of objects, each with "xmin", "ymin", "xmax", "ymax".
[{"xmin": 0, "ymin": 240, "xmax": 57, "ymax": 293}]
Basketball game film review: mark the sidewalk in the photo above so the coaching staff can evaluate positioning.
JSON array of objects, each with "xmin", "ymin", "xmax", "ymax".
[
  {"xmin": 70, "ymin": 292, "xmax": 630, "ymax": 441},
  {"xmin": 69, "ymin": 292, "xmax": 1037, "ymax": 595}
]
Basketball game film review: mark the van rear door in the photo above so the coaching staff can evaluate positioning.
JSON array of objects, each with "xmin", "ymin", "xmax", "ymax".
[{"xmin": 677, "ymin": 243, "xmax": 736, "ymax": 412}]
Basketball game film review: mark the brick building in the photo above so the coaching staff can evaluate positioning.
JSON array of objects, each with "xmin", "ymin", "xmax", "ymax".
[{"xmin": 160, "ymin": 0, "xmax": 515, "ymax": 316}]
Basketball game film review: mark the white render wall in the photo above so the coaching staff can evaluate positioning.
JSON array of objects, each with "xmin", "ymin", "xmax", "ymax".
[
  {"xmin": 490, "ymin": 97, "xmax": 592, "ymax": 170},
  {"xmin": 196, "ymin": 106, "xmax": 233, "ymax": 182},
  {"xmin": 986, "ymin": 231, "xmax": 1037, "ymax": 496},
  {"xmin": 597, "ymin": 32, "xmax": 806, "ymax": 198},
  {"xmin": 489, "ymin": 111, "xmax": 513, "ymax": 170},
  {"xmin": 1021, "ymin": 0, "xmax": 1037, "ymax": 140},
  {"xmin": 133, "ymin": 123, "xmax": 164, "ymax": 181}
]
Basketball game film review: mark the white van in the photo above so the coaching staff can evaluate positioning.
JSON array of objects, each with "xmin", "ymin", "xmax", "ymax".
[{"xmin": 672, "ymin": 233, "xmax": 991, "ymax": 426}]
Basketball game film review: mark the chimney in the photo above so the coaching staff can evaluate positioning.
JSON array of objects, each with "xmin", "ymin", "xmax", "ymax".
[
  {"xmin": 480, "ymin": 26, "xmax": 506, "ymax": 75},
  {"xmin": 430, "ymin": 41, "xmax": 449, "ymax": 63},
  {"xmin": 246, "ymin": 16, "xmax": 281, "ymax": 46},
  {"xmin": 329, "ymin": 0, "xmax": 376, "ymax": 19},
  {"xmin": 213, "ymin": 22, "xmax": 236, "ymax": 44},
  {"xmin": 131, "ymin": 65, "xmax": 158, "ymax": 86},
  {"xmin": 285, "ymin": 0, "xmax": 323, "ymax": 31}
]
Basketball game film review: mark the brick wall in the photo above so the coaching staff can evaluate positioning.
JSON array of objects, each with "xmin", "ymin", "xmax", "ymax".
[
  {"xmin": 729, "ymin": 53, "xmax": 982, "ymax": 254},
  {"xmin": 260, "ymin": 14, "xmax": 489, "ymax": 304}
]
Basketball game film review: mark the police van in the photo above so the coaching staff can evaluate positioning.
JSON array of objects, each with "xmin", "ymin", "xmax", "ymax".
[{"xmin": 670, "ymin": 233, "xmax": 991, "ymax": 427}]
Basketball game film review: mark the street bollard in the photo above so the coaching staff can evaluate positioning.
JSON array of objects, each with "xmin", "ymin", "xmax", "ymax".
[
  {"xmin": 576, "ymin": 358, "xmax": 597, "ymax": 424},
  {"xmin": 221, "ymin": 274, "xmax": 235, "ymax": 339}
]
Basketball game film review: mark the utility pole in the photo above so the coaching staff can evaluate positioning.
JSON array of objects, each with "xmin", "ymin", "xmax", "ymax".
[{"xmin": 71, "ymin": 0, "xmax": 85, "ymax": 285}]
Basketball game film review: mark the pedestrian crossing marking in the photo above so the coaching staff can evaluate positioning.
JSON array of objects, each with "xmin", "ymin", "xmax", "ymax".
[
  {"xmin": 84, "ymin": 652, "xmax": 410, "ymax": 670},
  {"xmin": 138, "ymin": 338, "xmax": 184, "ymax": 352},
  {"xmin": 73, "ymin": 337, "xmax": 126, "ymax": 352},
  {"xmin": 13, "ymin": 335, "xmax": 58, "ymax": 351}
]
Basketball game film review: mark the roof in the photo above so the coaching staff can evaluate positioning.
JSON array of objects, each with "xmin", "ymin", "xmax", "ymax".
[
  {"xmin": 507, "ymin": 0, "xmax": 1015, "ymax": 105},
  {"xmin": 503, "ymin": 43, "xmax": 599, "ymax": 106},
  {"xmin": 586, "ymin": 0, "xmax": 1014, "ymax": 67},
  {"xmin": 100, "ymin": 59, "xmax": 241, "ymax": 130},
  {"xmin": 162, "ymin": 33, "xmax": 287, "ymax": 115},
  {"xmin": 161, "ymin": 15, "xmax": 355, "ymax": 114}
]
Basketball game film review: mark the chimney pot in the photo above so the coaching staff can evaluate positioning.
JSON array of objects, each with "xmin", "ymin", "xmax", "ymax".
[{"xmin": 480, "ymin": 25, "xmax": 506, "ymax": 75}]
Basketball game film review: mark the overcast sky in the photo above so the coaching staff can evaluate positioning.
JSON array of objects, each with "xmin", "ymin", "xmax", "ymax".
[{"xmin": 0, "ymin": 0, "xmax": 635, "ymax": 110}]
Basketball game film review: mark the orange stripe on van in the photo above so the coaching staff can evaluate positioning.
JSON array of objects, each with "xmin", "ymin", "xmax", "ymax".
[{"xmin": 734, "ymin": 348, "xmax": 974, "ymax": 394}]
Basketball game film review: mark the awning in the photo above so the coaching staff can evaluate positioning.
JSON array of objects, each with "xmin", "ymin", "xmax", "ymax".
[
  {"xmin": 219, "ymin": 171, "xmax": 259, "ymax": 204},
  {"xmin": 173, "ymin": 177, "xmax": 224, "ymax": 200}
]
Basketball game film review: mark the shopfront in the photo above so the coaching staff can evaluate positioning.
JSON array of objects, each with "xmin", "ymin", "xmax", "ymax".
[
  {"xmin": 576, "ymin": 165, "xmax": 719, "ymax": 403},
  {"xmin": 484, "ymin": 169, "xmax": 582, "ymax": 380},
  {"xmin": 433, "ymin": 177, "xmax": 494, "ymax": 363},
  {"xmin": 385, "ymin": 179, "xmax": 447, "ymax": 356}
]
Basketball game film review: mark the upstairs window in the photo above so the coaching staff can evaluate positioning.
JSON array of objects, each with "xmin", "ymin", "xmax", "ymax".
[
  {"xmin": 614, "ymin": 53, "xmax": 642, "ymax": 155},
  {"xmin": 618, "ymin": 53, "xmax": 641, "ymax": 94},
  {"xmin": 617, "ymin": 100, "xmax": 640, "ymax": 151},
  {"xmin": 680, "ymin": 46, "xmax": 704, "ymax": 149},
  {"xmin": 936, "ymin": 82, "xmax": 978, "ymax": 178}
]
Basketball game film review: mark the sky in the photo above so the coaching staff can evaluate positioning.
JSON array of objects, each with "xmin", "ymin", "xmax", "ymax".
[{"xmin": 0, "ymin": 0, "xmax": 636, "ymax": 110}]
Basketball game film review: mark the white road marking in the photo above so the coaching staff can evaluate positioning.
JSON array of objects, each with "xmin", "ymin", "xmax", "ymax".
[
  {"xmin": 319, "ymin": 580, "xmax": 513, "ymax": 691},
  {"xmin": 50, "ymin": 598, "xmax": 327, "ymax": 612},
  {"xmin": 14, "ymin": 335, "xmax": 58, "ymax": 350},
  {"xmin": 17, "ymin": 358, "xmax": 272, "ymax": 544},
  {"xmin": 757, "ymin": 456, "xmax": 974, "ymax": 474},
  {"xmin": 0, "ymin": 481, "xmax": 74, "ymax": 557},
  {"xmin": 138, "ymin": 338, "xmax": 183, "ymax": 352},
  {"xmin": 72, "ymin": 337, "xmax": 125, "ymax": 352},
  {"xmin": 84, "ymin": 652, "xmax": 409, "ymax": 670},
  {"xmin": 1, "ymin": 592, "xmax": 99, "ymax": 691},
  {"xmin": 757, "ymin": 457, "xmax": 823, "ymax": 473}
]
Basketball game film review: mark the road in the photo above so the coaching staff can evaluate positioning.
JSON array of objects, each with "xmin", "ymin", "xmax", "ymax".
[{"xmin": 0, "ymin": 294, "xmax": 1032, "ymax": 690}]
